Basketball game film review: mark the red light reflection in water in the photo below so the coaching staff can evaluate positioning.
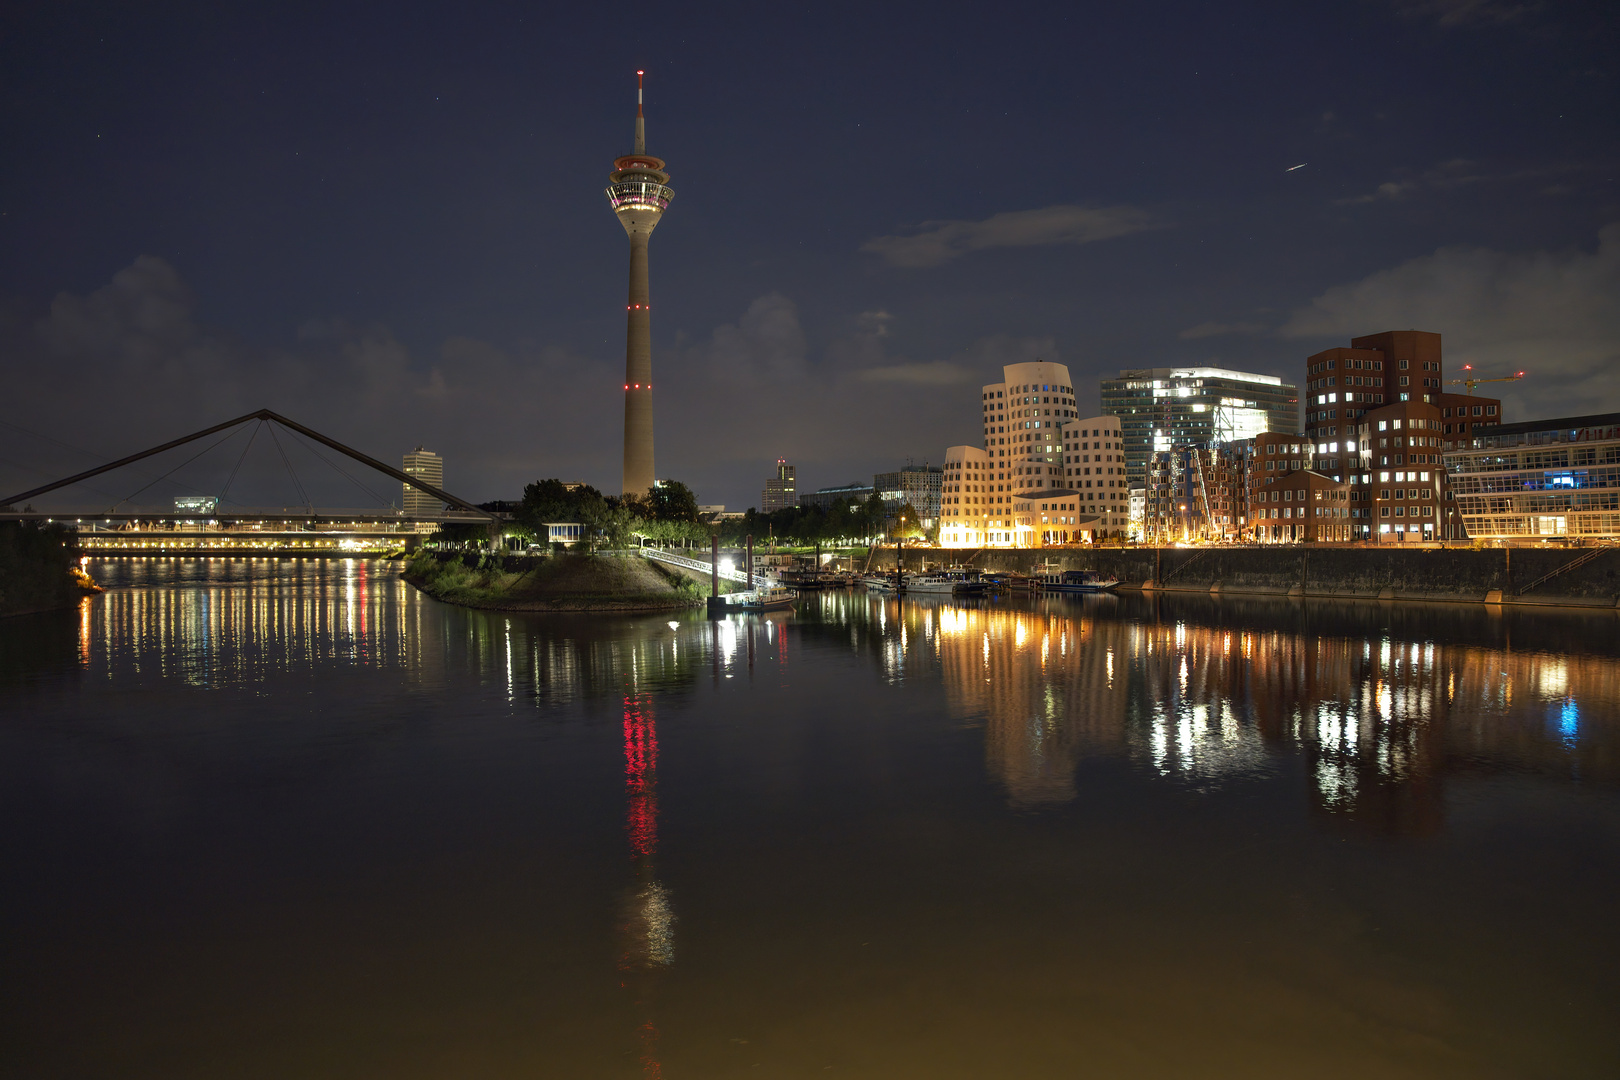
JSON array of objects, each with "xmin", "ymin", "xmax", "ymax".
[
  {"xmin": 619, "ymin": 691, "xmax": 666, "ymax": 1077},
  {"xmin": 623, "ymin": 693, "xmax": 658, "ymax": 858}
]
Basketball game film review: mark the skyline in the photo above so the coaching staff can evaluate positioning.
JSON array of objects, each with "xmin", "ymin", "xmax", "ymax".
[{"xmin": 1, "ymin": 1, "xmax": 1616, "ymax": 510}]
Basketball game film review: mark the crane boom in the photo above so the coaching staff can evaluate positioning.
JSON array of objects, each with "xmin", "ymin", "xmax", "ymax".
[{"xmin": 1445, "ymin": 366, "xmax": 1526, "ymax": 394}]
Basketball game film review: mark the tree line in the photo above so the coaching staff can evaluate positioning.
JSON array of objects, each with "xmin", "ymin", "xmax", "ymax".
[{"xmin": 437, "ymin": 479, "xmax": 915, "ymax": 550}]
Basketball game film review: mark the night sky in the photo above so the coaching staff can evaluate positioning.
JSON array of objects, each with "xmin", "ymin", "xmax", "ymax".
[{"xmin": 2, "ymin": 1, "xmax": 1616, "ymax": 510}]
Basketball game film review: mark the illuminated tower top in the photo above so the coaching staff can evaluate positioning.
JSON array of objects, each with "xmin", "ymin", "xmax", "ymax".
[{"xmin": 606, "ymin": 70, "xmax": 674, "ymax": 235}]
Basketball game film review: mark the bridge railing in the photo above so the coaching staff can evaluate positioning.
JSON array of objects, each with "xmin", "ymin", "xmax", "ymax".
[{"xmin": 639, "ymin": 546, "xmax": 755, "ymax": 585}]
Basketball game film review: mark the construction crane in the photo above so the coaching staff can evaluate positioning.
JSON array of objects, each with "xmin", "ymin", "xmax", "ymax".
[{"xmin": 1447, "ymin": 364, "xmax": 1526, "ymax": 394}]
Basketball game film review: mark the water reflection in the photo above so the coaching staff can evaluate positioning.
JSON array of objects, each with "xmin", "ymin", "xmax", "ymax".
[{"xmin": 26, "ymin": 559, "xmax": 1620, "ymax": 842}]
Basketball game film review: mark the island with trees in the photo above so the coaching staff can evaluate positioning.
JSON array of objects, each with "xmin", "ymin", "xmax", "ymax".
[{"xmin": 402, "ymin": 478, "xmax": 899, "ymax": 613}]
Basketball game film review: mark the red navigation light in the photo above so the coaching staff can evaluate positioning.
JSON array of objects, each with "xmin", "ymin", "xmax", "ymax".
[{"xmin": 636, "ymin": 69, "xmax": 645, "ymax": 76}]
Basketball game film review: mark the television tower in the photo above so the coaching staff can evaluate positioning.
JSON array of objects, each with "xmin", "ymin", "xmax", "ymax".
[{"xmin": 606, "ymin": 70, "xmax": 674, "ymax": 498}]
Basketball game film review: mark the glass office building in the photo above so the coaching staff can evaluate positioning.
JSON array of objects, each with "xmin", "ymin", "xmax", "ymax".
[
  {"xmin": 1446, "ymin": 413, "xmax": 1620, "ymax": 541},
  {"xmin": 1101, "ymin": 367, "xmax": 1298, "ymax": 486}
]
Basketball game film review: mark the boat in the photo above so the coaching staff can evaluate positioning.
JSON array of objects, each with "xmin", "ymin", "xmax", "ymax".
[
  {"xmin": 714, "ymin": 585, "xmax": 798, "ymax": 611},
  {"xmin": 777, "ymin": 568, "xmax": 840, "ymax": 590},
  {"xmin": 904, "ymin": 570, "xmax": 991, "ymax": 596},
  {"xmin": 1036, "ymin": 569, "xmax": 1119, "ymax": 593},
  {"xmin": 863, "ymin": 571, "xmax": 901, "ymax": 594}
]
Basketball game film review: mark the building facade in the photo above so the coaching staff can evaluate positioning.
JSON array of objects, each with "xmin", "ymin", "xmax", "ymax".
[
  {"xmin": 1446, "ymin": 413, "xmax": 1620, "ymax": 541},
  {"xmin": 1101, "ymin": 367, "xmax": 1298, "ymax": 486},
  {"xmin": 940, "ymin": 361, "xmax": 1125, "ymax": 547},
  {"xmin": 1143, "ymin": 443, "xmax": 1251, "ymax": 544},
  {"xmin": 874, "ymin": 466, "xmax": 943, "ymax": 529},
  {"xmin": 761, "ymin": 458, "xmax": 796, "ymax": 512},
  {"xmin": 1248, "ymin": 469, "xmax": 1354, "ymax": 543},
  {"xmin": 797, "ymin": 483, "xmax": 874, "ymax": 512},
  {"xmin": 402, "ymin": 447, "xmax": 443, "ymax": 525},
  {"xmin": 1303, "ymin": 330, "xmax": 1500, "ymax": 474}
]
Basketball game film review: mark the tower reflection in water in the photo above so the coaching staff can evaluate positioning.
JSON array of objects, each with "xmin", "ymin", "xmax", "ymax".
[{"xmin": 618, "ymin": 689, "xmax": 670, "ymax": 1078}]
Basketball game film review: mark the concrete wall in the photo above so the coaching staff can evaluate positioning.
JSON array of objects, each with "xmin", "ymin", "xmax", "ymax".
[{"xmin": 872, "ymin": 545, "xmax": 1620, "ymax": 607}]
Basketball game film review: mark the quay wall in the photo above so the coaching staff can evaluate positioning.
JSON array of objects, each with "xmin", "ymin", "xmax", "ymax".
[{"xmin": 872, "ymin": 545, "xmax": 1620, "ymax": 608}]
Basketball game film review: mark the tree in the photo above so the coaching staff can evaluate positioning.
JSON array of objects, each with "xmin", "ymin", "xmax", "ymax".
[
  {"xmin": 890, "ymin": 504, "xmax": 924, "ymax": 541},
  {"xmin": 643, "ymin": 479, "xmax": 700, "ymax": 523}
]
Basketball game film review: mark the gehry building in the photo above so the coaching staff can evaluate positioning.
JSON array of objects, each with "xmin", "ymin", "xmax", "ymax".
[{"xmin": 939, "ymin": 359, "xmax": 1129, "ymax": 548}]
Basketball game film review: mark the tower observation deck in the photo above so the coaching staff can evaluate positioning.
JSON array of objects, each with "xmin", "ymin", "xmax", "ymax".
[{"xmin": 607, "ymin": 70, "xmax": 673, "ymax": 498}]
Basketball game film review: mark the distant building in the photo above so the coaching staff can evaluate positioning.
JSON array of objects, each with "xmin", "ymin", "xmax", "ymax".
[
  {"xmin": 1446, "ymin": 412, "xmax": 1620, "ymax": 542},
  {"xmin": 874, "ymin": 466, "xmax": 943, "ymax": 528},
  {"xmin": 173, "ymin": 495, "xmax": 218, "ymax": 516},
  {"xmin": 402, "ymin": 448, "xmax": 444, "ymax": 528},
  {"xmin": 761, "ymin": 458, "xmax": 796, "ymax": 512},
  {"xmin": 1101, "ymin": 367, "xmax": 1298, "ymax": 486},
  {"xmin": 797, "ymin": 484, "xmax": 874, "ymax": 512}
]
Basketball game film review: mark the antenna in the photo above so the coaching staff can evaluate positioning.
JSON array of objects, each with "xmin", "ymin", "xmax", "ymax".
[{"xmin": 633, "ymin": 70, "xmax": 646, "ymax": 154}]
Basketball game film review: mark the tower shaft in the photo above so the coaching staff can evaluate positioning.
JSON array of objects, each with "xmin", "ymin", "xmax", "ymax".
[{"xmin": 622, "ymin": 233, "xmax": 654, "ymax": 496}]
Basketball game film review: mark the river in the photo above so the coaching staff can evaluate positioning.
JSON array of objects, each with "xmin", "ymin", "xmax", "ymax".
[{"xmin": 2, "ymin": 557, "xmax": 1617, "ymax": 1077}]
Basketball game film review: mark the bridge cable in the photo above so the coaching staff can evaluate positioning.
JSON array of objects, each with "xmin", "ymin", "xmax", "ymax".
[
  {"xmin": 112, "ymin": 422, "xmax": 256, "ymax": 513},
  {"xmin": 281, "ymin": 427, "xmax": 394, "ymax": 509},
  {"xmin": 215, "ymin": 420, "xmax": 264, "ymax": 508},
  {"xmin": 265, "ymin": 422, "xmax": 312, "ymax": 512}
]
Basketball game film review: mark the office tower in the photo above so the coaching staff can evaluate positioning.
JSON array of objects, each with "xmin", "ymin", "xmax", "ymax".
[
  {"xmin": 761, "ymin": 458, "xmax": 796, "ymax": 512},
  {"xmin": 606, "ymin": 71, "xmax": 674, "ymax": 497},
  {"xmin": 1101, "ymin": 367, "xmax": 1299, "ymax": 486},
  {"xmin": 402, "ymin": 447, "xmax": 443, "ymax": 528}
]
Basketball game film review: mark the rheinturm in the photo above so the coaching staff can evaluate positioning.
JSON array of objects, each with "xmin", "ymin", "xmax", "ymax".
[{"xmin": 605, "ymin": 70, "xmax": 673, "ymax": 498}]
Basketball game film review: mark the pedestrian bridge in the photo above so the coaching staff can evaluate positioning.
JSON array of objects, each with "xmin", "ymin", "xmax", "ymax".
[{"xmin": 639, "ymin": 546, "xmax": 755, "ymax": 586}]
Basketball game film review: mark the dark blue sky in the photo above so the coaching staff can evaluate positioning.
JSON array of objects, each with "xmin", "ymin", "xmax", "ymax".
[{"xmin": 2, "ymin": 0, "xmax": 1615, "ymax": 509}]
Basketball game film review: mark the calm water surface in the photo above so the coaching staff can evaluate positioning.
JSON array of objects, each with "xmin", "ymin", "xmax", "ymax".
[{"xmin": 2, "ymin": 557, "xmax": 1617, "ymax": 1078}]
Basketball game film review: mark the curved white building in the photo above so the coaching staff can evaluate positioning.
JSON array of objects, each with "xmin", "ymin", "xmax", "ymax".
[{"xmin": 939, "ymin": 361, "xmax": 1130, "ymax": 548}]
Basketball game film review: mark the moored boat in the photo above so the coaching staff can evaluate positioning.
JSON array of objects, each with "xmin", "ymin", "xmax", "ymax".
[{"xmin": 1037, "ymin": 569, "xmax": 1119, "ymax": 593}]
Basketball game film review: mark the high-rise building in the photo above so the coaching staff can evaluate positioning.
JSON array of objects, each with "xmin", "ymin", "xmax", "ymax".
[
  {"xmin": 1303, "ymin": 331, "xmax": 1499, "ymax": 541},
  {"xmin": 606, "ymin": 71, "xmax": 674, "ymax": 498},
  {"xmin": 1101, "ymin": 367, "xmax": 1299, "ymax": 486},
  {"xmin": 402, "ymin": 447, "xmax": 443, "ymax": 529},
  {"xmin": 761, "ymin": 459, "xmax": 796, "ymax": 512},
  {"xmin": 1302, "ymin": 331, "xmax": 1502, "ymax": 456}
]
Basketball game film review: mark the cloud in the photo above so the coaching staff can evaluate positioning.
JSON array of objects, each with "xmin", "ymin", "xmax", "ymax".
[
  {"xmin": 1, "ymin": 261, "xmax": 1038, "ymax": 511},
  {"xmin": 1179, "ymin": 321, "xmax": 1270, "ymax": 340},
  {"xmin": 1391, "ymin": 0, "xmax": 1539, "ymax": 26},
  {"xmin": 856, "ymin": 362, "xmax": 973, "ymax": 385},
  {"xmin": 1278, "ymin": 224, "xmax": 1620, "ymax": 418},
  {"xmin": 3, "ymin": 256, "xmax": 611, "ymax": 505},
  {"xmin": 856, "ymin": 310, "xmax": 893, "ymax": 337},
  {"xmin": 1338, "ymin": 158, "xmax": 1490, "ymax": 204},
  {"xmin": 861, "ymin": 204, "xmax": 1161, "ymax": 268}
]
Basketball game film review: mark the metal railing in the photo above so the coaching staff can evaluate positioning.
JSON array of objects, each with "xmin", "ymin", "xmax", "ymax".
[{"xmin": 639, "ymin": 546, "xmax": 754, "ymax": 585}]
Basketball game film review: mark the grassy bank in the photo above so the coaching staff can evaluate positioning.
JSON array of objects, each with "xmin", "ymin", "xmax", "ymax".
[
  {"xmin": 403, "ymin": 550, "xmax": 703, "ymax": 612},
  {"xmin": 0, "ymin": 522, "xmax": 100, "ymax": 618}
]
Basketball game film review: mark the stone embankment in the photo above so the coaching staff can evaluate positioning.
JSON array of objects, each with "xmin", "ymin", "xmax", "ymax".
[{"xmin": 876, "ymin": 545, "xmax": 1620, "ymax": 610}]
